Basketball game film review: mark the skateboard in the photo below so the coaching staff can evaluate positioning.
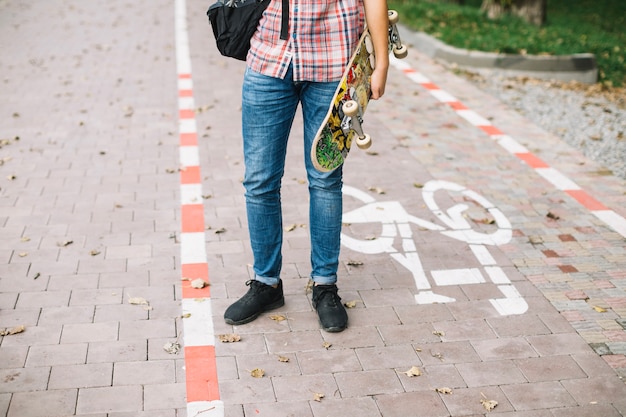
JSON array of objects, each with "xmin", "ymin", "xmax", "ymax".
[{"xmin": 311, "ymin": 10, "xmax": 407, "ymax": 172}]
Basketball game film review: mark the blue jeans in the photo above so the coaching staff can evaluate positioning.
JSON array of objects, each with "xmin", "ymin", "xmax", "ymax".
[{"xmin": 242, "ymin": 65, "xmax": 342, "ymax": 287}]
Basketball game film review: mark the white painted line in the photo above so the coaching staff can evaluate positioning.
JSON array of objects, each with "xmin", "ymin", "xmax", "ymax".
[
  {"xmin": 535, "ymin": 167, "xmax": 581, "ymax": 191},
  {"xmin": 182, "ymin": 298, "xmax": 216, "ymax": 347},
  {"xmin": 180, "ymin": 232, "xmax": 208, "ymax": 265},
  {"xmin": 180, "ymin": 184, "xmax": 204, "ymax": 205},
  {"xmin": 180, "ymin": 146, "xmax": 200, "ymax": 167},
  {"xmin": 432, "ymin": 268, "xmax": 485, "ymax": 286},
  {"xmin": 470, "ymin": 244, "xmax": 496, "ymax": 266}
]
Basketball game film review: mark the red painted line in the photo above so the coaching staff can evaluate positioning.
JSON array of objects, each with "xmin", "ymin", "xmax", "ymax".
[
  {"xmin": 184, "ymin": 346, "xmax": 220, "ymax": 402},
  {"xmin": 402, "ymin": 67, "xmax": 417, "ymax": 74},
  {"xmin": 180, "ymin": 165, "xmax": 202, "ymax": 184},
  {"xmin": 421, "ymin": 82, "xmax": 439, "ymax": 91},
  {"xmin": 179, "ymin": 73, "xmax": 192, "ymax": 79},
  {"xmin": 566, "ymin": 189, "xmax": 608, "ymax": 211},
  {"xmin": 477, "ymin": 125, "xmax": 504, "ymax": 136},
  {"xmin": 179, "ymin": 89, "xmax": 193, "ymax": 97},
  {"xmin": 448, "ymin": 101, "xmax": 468, "ymax": 111},
  {"xmin": 179, "ymin": 109, "xmax": 195, "ymax": 119},
  {"xmin": 515, "ymin": 152, "xmax": 550, "ymax": 169},
  {"xmin": 181, "ymin": 204, "xmax": 205, "ymax": 233},
  {"xmin": 180, "ymin": 132, "xmax": 198, "ymax": 146}
]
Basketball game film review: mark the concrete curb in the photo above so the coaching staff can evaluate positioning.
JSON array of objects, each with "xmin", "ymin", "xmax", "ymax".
[{"xmin": 399, "ymin": 24, "xmax": 598, "ymax": 84}]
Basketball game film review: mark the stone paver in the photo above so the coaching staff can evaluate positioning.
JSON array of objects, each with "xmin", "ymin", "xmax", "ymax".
[{"xmin": 1, "ymin": 0, "xmax": 625, "ymax": 416}]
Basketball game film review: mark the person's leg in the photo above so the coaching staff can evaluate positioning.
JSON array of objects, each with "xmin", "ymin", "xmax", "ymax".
[
  {"xmin": 301, "ymin": 81, "xmax": 348, "ymax": 332},
  {"xmin": 224, "ymin": 66, "xmax": 298, "ymax": 325}
]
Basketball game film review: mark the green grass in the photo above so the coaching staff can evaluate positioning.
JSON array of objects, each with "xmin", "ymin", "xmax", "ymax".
[{"xmin": 388, "ymin": 0, "xmax": 626, "ymax": 87}]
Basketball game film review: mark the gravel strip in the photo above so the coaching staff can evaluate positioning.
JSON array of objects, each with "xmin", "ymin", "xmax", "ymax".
[{"xmin": 459, "ymin": 70, "xmax": 626, "ymax": 180}]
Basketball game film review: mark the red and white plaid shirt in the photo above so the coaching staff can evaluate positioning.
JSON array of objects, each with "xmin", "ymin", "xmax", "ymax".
[{"xmin": 247, "ymin": 0, "xmax": 365, "ymax": 82}]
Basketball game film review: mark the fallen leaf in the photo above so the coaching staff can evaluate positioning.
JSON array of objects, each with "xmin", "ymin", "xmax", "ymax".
[
  {"xmin": 89, "ymin": 249, "xmax": 101, "ymax": 256},
  {"xmin": 413, "ymin": 183, "xmax": 424, "ymax": 188},
  {"xmin": 343, "ymin": 300, "xmax": 358, "ymax": 308},
  {"xmin": 593, "ymin": 305, "xmax": 607, "ymax": 313},
  {"xmin": 546, "ymin": 211, "xmax": 560, "ymax": 220},
  {"xmin": 431, "ymin": 351, "xmax": 444, "ymax": 361},
  {"xmin": 214, "ymin": 227, "xmax": 226, "ymax": 234},
  {"xmin": 368, "ymin": 186, "xmax": 385, "ymax": 194},
  {"xmin": 268, "ymin": 314, "xmax": 286, "ymax": 322},
  {"xmin": 57, "ymin": 240, "xmax": 74, "ymax": 247},
  {"xmin": 250, "ymin": 368, "xmax": 265, "ymax": 378},
  {"xmin": 128, "ymin": 296, "xmax": 149, "ymax": 306},
  {"xmin": 322, "ymin": 342, "xmax": 332, "ymax": 350},
  {"xmin": 18, "ymin": 252, "xmax": 28, "ymax": 257},
  {"xmin": 285, "ymin": 224, "xmax": 297, "ymax": 232},
  {"xmin": 163, "ymin": 341, "xmax": 181, "ymax": 354},
  {"xmin": 312, "ymin": 392, "xmax": 325, "ymax": 402},
  {"xmin": 277, "ymin": 355, "xmax": 290, "ymax": 363},
  {"xmin": 402, "ymin": 366, "xmax": 422, "ymax": 377},
  {"xmin": 0, "ymin": 325, "xmax": 25, "ymax": 336},
  {"xmin": 432, "ymin": 330, "xmax": 445, "ymax": 337},
  {"xmin": 480, "ymin": 392, "xmax": 498, "ymax": 411},
  {"xmin": 20, "ymin": 237, "xmax": 30, "ymax": 242},
  {"xmin": 346, "ymin": 260, "xmax": 363, "ymax": 267},
  {"xmin": 218, "ymin": 334, "xmax": 241, "ymax": 343},
  {"xmin": 191, "ymin": 279, "xmax": 207, "ymax": 289},
  {"xmin": 436, "ymin": 387, "xmax": 452, "ymax": 394},
  {"xmin": 181, "ymin": 313, "xmax": 192, "ymax": 319},
  {"xmin": 481, "ymin": 398, "xmax": 498, "ymax": 411}
]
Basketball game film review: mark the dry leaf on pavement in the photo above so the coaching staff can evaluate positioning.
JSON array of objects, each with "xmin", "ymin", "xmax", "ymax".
[
  {"xmin": 190, "ymin": 279, "xmax": 208, "ymax": 289},
  {"xmin": 250, "ymin": 368, "xmax": 265, "ymax": 378},
  {"xmin": 480, "ymin": 393, "xmax": 498, "ymax": 411},
  {"xmin": 163, "ymin": 341, "xmax": 181, "ymax": 354},
  {"xmin": 312, "ymin": 392, "xmax": 325, "ymax": 402},
  {"xmin": 402, "ymin": 366, "xmax": 422, "ymax": 377},
  {"xmin": 436, "ymin": 387, "xmax": 452, "ymax": 394},
  {"xmin": 0, "ymin": 325, "xmax": 25, "ymax": 336},
  {"xmin": 269, "ymin": 314, "xmax": 286, "ymax": 322},
  {"xmin": 277, "ymin": 355, "xmax": 290, "ymax": 363},
  {"xmin": 218, "ymin": 334, "xmax": 241, "ymax": 343},
  {"xmin": 128, "ymin": 296, "xmax": 149, "ymax": 306}
]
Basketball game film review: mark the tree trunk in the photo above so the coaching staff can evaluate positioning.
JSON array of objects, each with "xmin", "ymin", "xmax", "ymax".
[{"xmin": 481, "ymin": 0, "xmax": 546, "ymax": 26}]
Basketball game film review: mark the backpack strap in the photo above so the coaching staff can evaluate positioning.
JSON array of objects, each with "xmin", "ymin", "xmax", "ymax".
[{"xmin": 279, "ymin": 0, "xmax": 289, "ymax": 40}]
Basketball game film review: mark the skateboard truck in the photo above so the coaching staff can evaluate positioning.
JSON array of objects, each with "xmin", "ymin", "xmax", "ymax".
[
  {"xmin": 388, "ymin": 10, "xmax": 408, "ymax": 59},
  {"xmin": 341, "ymin": 100, "xmax": 372, "ymax": 150}
]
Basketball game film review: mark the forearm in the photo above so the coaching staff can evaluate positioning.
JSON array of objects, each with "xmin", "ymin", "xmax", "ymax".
[{"xmin": 362, "ymin": 0, "xmax": 389, "ymax": 98}]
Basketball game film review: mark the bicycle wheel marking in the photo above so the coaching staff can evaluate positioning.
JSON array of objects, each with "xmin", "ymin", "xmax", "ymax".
[
  {"xmin": 341, "ymin": 182, "xmax": 528, "ymax": 316},
  {"xmin": 175, "ymin": 0, "xmax": 224, "ymax": 415},
  {"xmin": 390, "ymin": 57, "xmax": 626, "ymax": 239}
]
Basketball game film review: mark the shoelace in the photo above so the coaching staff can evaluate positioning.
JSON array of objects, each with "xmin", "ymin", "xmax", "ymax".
[{"xmin": 315, "ymin": 286, "xmax": 341, "ymax": 307}]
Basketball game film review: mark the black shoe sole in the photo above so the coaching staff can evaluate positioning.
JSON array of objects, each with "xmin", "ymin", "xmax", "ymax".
[
  {"xmin": 320, "ymin": 323, "xmax": 347, "ymax": 333},
  {"xmin": 224, "ymin": 297, "xmax": 285, "ymax": 326}
]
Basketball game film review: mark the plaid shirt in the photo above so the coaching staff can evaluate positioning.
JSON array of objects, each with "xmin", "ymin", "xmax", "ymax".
[{"xmin": 247, "ymin": 0, "xmax": 365, "ymax": 82}]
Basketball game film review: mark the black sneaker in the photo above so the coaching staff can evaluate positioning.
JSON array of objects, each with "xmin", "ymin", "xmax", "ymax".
[
  {"xmin": 224, "ymin": 279, "xmax": 284, "ymax": 325},
  {"xmin": 312, "ymin": 284, "xmax": 348, "ymax": 332}
]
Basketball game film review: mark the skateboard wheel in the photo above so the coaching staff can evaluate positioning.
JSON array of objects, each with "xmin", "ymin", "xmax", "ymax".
[
  {"xmin": 365, "ymin": 35, "xmax": 374, "ymax": 54},
  {"xmin": 388, "ymin": 10, "xmax": 399, "ymax": 25},
  {"xmin": 342, "ymin": 100, "xmax": 359, "ymax": 117},
  {"xmin": 356, "ymin": 133, "xmax": 372, "ymax": 150},
  {"xmin": 393, "ymin": 44, "xmax": 408, "ymax": 59}
]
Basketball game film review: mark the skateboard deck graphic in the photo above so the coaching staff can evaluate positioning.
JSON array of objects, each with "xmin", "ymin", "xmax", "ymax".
[{"xmin": 311, "ymin": 10, "xmax": 406, "ymax": 172}]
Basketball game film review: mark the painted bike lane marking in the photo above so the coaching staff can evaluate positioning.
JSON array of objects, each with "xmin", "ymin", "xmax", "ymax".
[
  {"xmin": 341, "ymin": 181, "xmax": 528, "ymax": 316},
  {"xmin": 390, "ymin": 57, "xmax": 626, "ymax": 239},
  {"xmin": 175, "ymin": 0, "xmax": 224, "ymax": 416}
]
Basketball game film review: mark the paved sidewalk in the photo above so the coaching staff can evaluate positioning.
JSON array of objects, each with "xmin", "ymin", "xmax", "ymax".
[{"xmin": 1, "ymin": 0, "xmax": 626, "ymax": 416}]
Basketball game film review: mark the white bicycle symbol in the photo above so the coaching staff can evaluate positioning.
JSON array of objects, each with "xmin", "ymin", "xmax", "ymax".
[{"xmin": 341, "ymin": 180, "xmax": 528, "ymax": 316}]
